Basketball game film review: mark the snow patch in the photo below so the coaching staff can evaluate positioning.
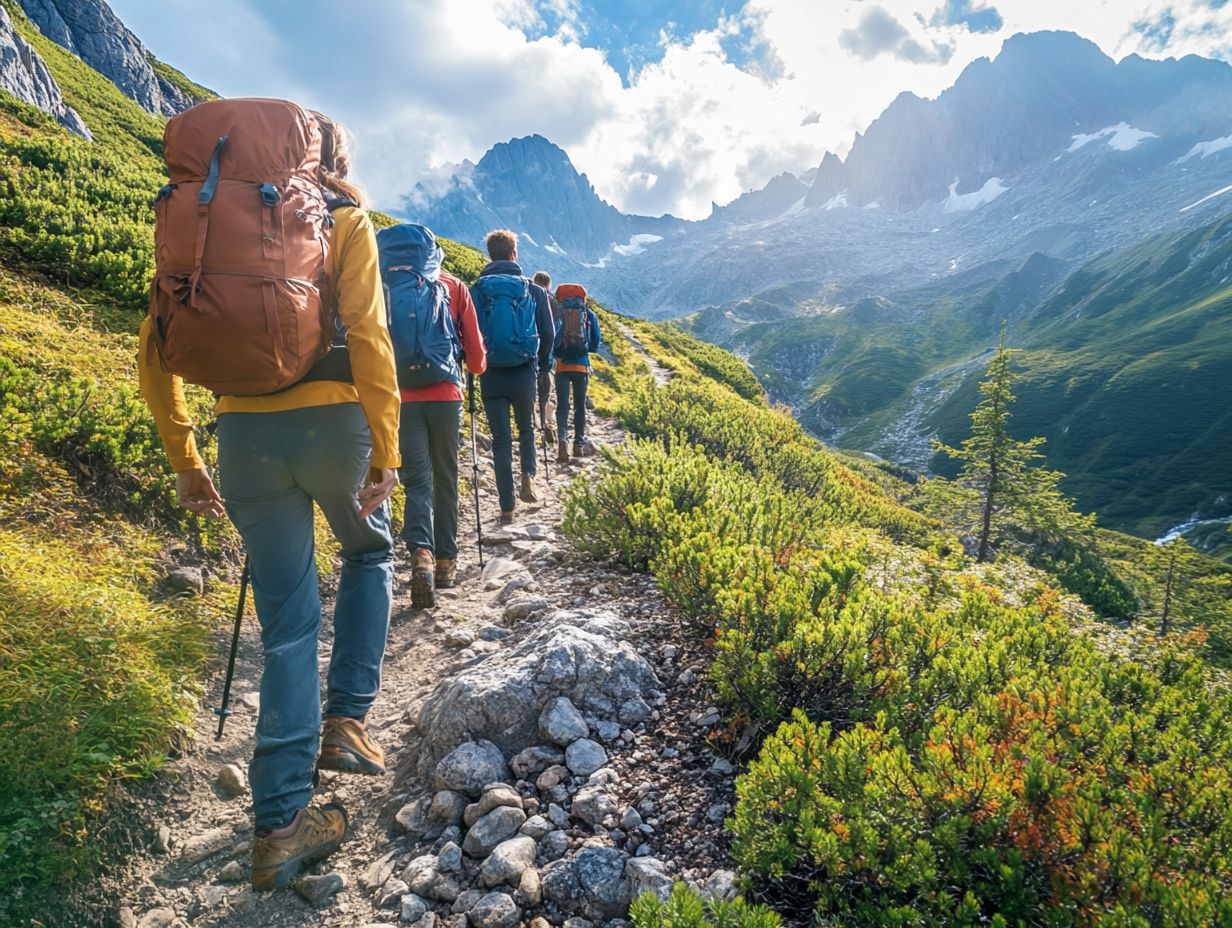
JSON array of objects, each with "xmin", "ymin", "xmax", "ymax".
[
  {"xmin": 781, "ymin": 196, "xmax": 807, "ymax": 217},
  {"xmin": 1066, "ymin": 123, "xmax": 1158, "ymax": 153},
  {"xmin": 544, "ymin": 239, "xmax": 567, "ymax": 257},
  {"xmin": 521, "ymin": 231, "xmax": 539, "ymax": 246},
  {"xmin": 942, "ymin": 177, "xmax": 1008, "ymax": 213},
  {"xmin": 612, "ymin": 233, "xmax": 663, "ymax": 257},
  {"xmin": 1181, "ymin": 183, "xmax": 1232, "ymax": 213},
  {"xmin": 823, "ymin": 191, "xmax": 848, "ymax": 210},
  {"xmin": 1175, "ymin": 134, "xmax": 1232, "ymax": 164}
]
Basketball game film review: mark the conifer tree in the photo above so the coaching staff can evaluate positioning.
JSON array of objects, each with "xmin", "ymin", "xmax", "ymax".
[{"xmin": 933, "ymin": 327, "xmax": 1089, "ymax": 562}]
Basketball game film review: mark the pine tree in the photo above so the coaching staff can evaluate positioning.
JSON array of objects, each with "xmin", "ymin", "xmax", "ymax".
[{"xmin": 933, "ymin": 327, "xmax": 1090, "ymax": 562}]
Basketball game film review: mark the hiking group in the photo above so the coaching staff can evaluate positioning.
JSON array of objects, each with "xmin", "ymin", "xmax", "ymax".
[{"xmin": 137, "ymin": 99, "xmax": 602, "ymax": 890}]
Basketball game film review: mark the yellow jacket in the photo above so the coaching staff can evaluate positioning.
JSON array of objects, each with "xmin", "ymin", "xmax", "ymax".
[{"xmin": 138, "ymin": 205, "xmax": 401, "ymax": 476}]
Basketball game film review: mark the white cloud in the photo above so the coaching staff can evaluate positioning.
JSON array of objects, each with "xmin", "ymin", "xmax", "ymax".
[{"xmin": 109, "ymin": 0, "xmax": 1232, "ymax": 220}]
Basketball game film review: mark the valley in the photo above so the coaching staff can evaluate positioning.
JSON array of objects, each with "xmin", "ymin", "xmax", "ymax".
[{"xmin": 411, "ymin": 30, "xmax": 1232, "ymax": 557}]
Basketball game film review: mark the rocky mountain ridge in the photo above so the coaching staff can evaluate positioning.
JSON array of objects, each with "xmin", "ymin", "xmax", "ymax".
[
  {"xmin": 0, "ymin": 3, "xmax": 88, "ymax": 135},
  {"xmin": 17, "ymin": 0, "xmax": 192, "ymax": 115},
  {"xmin": 411, "ymin": 134, "xmax": 687, "ymax": 273}
]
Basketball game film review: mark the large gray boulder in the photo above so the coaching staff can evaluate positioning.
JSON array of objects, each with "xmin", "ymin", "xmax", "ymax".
[
  {"xmin": 17, "ymin": 0, "xmax": 192, "ymax": 114},
  {"xmin": 0, "ymin": 5, "xmax": 89, "ymax": 136},
  {"xmin": 415, "ymin": 610, "xmax": 660, "ymax": 774}
]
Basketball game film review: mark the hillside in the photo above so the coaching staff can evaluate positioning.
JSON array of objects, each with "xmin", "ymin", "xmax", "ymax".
[
  {"xmin": 3, "ymin": 3, "xmax": 1232, "ymax": 927},
  {"xmin": 409, "ymin": 31, "xmax": 1232, "ymax": 557},
  {"xmin": 687, "ymin": 213, "xmax": 1232, "ymax": 552}
]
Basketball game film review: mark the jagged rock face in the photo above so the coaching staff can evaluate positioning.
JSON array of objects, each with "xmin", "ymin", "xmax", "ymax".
[
  {"xmin": 0, "ymin": 5, "xmax": 89, "ymax": 137},
  {"xmin": 18, "ymin": 0, "xmax": 189, "ymax": 115},
  {"xmin": 412, "ymin": 134, "xmax": 684, "ymax": 266},
  {"xmin": 803, "ymin": 31, "xmax": 1232, "ymax": 212}
]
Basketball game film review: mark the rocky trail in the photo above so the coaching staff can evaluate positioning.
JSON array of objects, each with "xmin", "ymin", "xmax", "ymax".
[{"xmin": 102, "ymin": 389, "xmax": 737, "ymax": 928}]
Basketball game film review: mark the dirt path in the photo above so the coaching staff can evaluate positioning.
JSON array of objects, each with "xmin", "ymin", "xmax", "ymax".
[
  {"xmin": 615, "ymin": 322, "xmax": 672, "ymax": 387},
  {"xmin": 103, "ymin": 410, "xmax": 627, "ymax": 928}
]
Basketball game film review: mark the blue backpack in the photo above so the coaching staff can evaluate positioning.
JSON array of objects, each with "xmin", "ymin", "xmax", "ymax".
[
  {"xmin": 471, "ymin": 274, "xmax": 539, "ymax": 368},
  {"xmin": 376, "ymin": 224, "xmax": 461, "ymax": 390}
]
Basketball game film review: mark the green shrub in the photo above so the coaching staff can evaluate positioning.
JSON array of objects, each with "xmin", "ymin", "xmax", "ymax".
[{"xmin": 630, "ymin": 884, "xmax": 781, "ymax": 928}]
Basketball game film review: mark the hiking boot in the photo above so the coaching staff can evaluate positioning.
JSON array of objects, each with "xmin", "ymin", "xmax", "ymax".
[
  {"xmin": 499, "ymin": 510, "xmax": 514, "ymax": 525},
  {"xmin": 544, "ymin": 424, "xmax": 557, "ymax": 445},
  {"xmin": 251, "ymin": 803, "xmax": 348, "ymax": 891},
  {"xmin": 434, "ymin": 558, "xmax": 457, "ymax": 589},
  {"xmin": 519, "ymin": 474, "xmax": 540, "ymax": 504},
  {"xmin": 411, "ymin": 547, "xmax": 435, "ymax": 609},
  {"xmin": 573, "ymin": 440, "xmax": 586, "ymax": 458},
  {"xmin": 557, "ymin": 440, "xmax": 570, "ymax": 464},
  {"xmin": 319, "ymin": 716, "xmax": 386, "ymax": 775}
]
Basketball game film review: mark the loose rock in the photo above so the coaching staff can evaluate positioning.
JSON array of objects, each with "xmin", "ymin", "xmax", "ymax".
[
  {"xmin": 479, "ymin": 835, "xmax": 537, "ymax": 887},
  {"xmin": 468, "ymin": 891, "xmax": 520, "ymax": 928},
  {"xmin": 540, "ymin": 697, "xmax": 590, "ymax": 746},
  {"xmin": 216, "ymin": 763, "xmax": 247, "ymax": 795},
  {"xmin": 464, "ymin": 806, "xmax": 527, "ymax": 858},
  {"xmin": 400, "ymin": 894, "xmax": 428, "ymax": 923},
  {"xmin": 294, "ymin": 872, "xmax": 345, "ymax": 906},
  {"xmin": 511, "ymin": 745, "xmax": 564, "ymax": 778},
  {"xmin": 434, "ymin": 741, "xmax": 509, "ymax": 797},
  {"xmin": 565, "ymin": 739, "xmax": 608, "ymax": 777},
  {"xmin": 625, "ymin": 857, "xmax": 673, "ymax": 903}
]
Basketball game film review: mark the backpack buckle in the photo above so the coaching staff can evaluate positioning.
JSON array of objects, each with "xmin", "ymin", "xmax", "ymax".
[{"xmin": 259, "ymin": 183, "xmax": 280, "ymax": 208}]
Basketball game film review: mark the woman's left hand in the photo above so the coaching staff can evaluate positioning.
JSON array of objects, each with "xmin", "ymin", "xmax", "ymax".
[{"xmin": 358, "ymin": 467, "xmax": 398, "ymax": 519}]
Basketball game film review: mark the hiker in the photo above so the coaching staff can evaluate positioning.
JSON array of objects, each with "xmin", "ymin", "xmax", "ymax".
[
  {"xmin": 379, "ymin": 223, "xmax": 487, "ymax": 609},
  {"xmin": 532, "ymin": 270, "xmax": 560, "ymax": 445},
  {"xmin": 470, "ymin": 230, "xmax": 555, "ymax": 523},
  {"xmin": 553, "ymin": 282, "xmax": 602, "ymax": 462},
  {"xmin": 138, "ymin": 101, "xmax": 399, "ymax": 891}
]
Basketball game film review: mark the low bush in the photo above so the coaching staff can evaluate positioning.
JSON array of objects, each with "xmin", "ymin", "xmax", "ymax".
[{"xmin": 630, "ymin": 884, "xmax": 781, "ymax": 928}]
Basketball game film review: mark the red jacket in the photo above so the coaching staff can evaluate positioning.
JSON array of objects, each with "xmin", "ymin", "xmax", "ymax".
[{"xmin": 399, "ymin": 271, "xmax": 487, "ymax": 402}]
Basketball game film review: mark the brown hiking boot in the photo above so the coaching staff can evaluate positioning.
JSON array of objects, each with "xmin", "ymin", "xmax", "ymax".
[
  {"xmin": 319, "ymin": 716, "xmax": 386, "ymax": 775},
  {"xmin": 573, "ymin": 440, "xmax": 586, "ymax": 458},
  {"xmin": 544, "ymin": 424, "xmax": 557, "ymax": 445},
  {"xmin": 251, "ymin": 803, "xmax": 348, "ymax": 891},
  {"xmin": 499, "ymin": 510, "xmax": 514, "ymax": 525},
  {"xmin": 411, "ymin": 546, "xmax": 435, "ymax": 609},
  {"xmin": 519, "ymin": 473, "xmax": 540, "ymax": 504},
  {"xmin": 434, "ymin": 558, "xmax": 457, "ymax": 589},
  {"xmin": 557, "ymin": 440, "xmax": 570, "ymax": 464}
]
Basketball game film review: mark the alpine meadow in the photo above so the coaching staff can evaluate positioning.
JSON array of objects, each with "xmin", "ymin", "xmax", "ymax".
[{"xmin": 2, "ymin": 1, "xmax": 1232, "ymax": 927}]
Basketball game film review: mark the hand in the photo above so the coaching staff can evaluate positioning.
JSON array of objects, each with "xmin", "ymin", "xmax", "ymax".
[
  {"xmin": 176, "ymin": 467, "xmax": 225, "ymax": 519},
  {"xmin": 357, "ymin": 467, "xmax": 398, "ymax": 520}
]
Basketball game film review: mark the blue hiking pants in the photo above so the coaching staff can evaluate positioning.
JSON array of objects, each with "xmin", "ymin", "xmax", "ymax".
[{"xmin": 217, "ymin": 403, "xmax": 394, "ymax": 830}]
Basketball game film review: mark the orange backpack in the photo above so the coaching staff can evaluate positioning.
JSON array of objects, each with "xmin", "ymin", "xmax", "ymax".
[
  {"xmin": 555, "ymin": 283, "xmax": 591, "ymax": 360},
  {"xmin": 147, "ymin": 98, "xmax": 336, "ymax": 395}
]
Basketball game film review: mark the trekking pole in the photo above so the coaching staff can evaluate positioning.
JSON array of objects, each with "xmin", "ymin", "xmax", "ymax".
[
  {"xmin": 468, "ymin": 374, "xmax": 485, "ymax": 567},
  {"xmin": 214, "ymin": 556, "xmax": 250, "ymax": 740},
  {"xmin": 541, "ymin": 407, "xmax": 551, "ymax": 486}
]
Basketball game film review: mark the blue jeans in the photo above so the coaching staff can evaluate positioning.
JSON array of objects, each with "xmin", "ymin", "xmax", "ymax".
[
  {"xmin": 217, "ymin": 403, "xmax": 394, "ymax": 830},
  {"xmin": 481, "ymin": 363, "xmax": 538, "ymax": 512},
  {"xmin": 555, "ymin": 370, "xmax": 589, "ymax": 443},
  {"xmin": 399, "ymin": 400, "xmax": 462, "ymax": 559}
]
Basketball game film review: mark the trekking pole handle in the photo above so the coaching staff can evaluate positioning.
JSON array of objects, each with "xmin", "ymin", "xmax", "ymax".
[{"xmin": 214, "ymin": 556, "xmax": 250, "ymax": 740}]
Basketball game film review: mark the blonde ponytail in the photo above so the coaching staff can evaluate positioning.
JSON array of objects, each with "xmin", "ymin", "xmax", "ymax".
[{"xmin": 312, "ymin": 110, "xmax": 367, "ymax": 207}]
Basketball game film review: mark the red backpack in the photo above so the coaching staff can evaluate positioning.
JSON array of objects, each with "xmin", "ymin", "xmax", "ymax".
[{"xmin": 148, "ymin": 98, "xmax": 336, "ymax": 395}]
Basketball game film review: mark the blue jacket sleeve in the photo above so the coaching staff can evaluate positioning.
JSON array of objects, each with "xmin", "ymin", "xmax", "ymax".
[
  {"xmin": 532, "ymin": 284, "xmax": 555, "ymax": 369},
  {"xmin": 588, "ymin": 309, "xmax": 601, "ymax": 353}
]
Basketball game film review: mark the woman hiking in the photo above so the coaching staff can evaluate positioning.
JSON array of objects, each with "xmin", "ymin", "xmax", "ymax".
[{"xmin": 139, "ymin": 102, "xmax": 400, "ymax": 890}]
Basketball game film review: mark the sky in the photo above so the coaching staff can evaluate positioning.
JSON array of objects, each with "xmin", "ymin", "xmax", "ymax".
[{"xmin": 110, "ymin": 0, "xmax": 1232, "ymax": 220}]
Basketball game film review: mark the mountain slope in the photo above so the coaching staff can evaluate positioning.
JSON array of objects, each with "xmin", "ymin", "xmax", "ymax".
[{"xmin": 409, "ymin": 134, "xmax": 686, "ymax": 275}]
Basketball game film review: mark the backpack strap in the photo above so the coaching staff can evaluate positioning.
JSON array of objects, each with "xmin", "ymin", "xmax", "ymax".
[{"xmin": 324, "ymin": 195, "xmax": 359, "ymax": 212}]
